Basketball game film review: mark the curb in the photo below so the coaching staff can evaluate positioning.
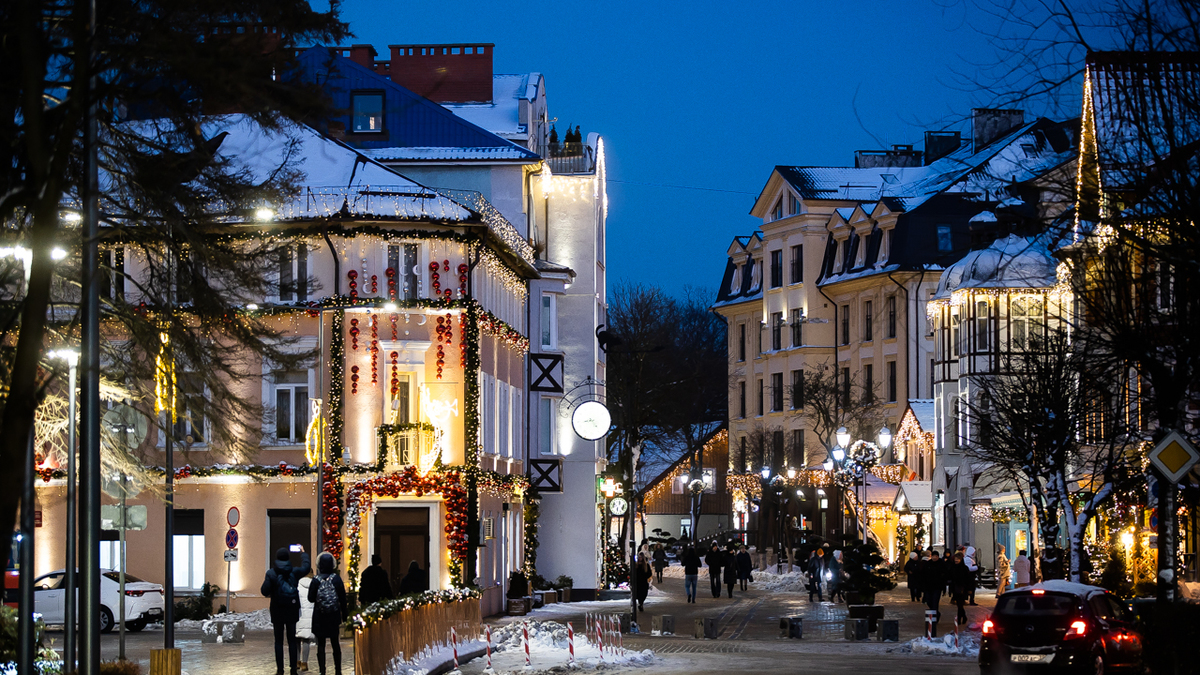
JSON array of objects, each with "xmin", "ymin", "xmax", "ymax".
[{"xmin": 427, "ymin": 646, "xmax": 488, "ymax": 675}]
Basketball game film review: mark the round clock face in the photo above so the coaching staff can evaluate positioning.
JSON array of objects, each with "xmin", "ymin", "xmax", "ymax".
[
  {"xmin": 571, "ymin": 400, "xmax": 611, "ymax": 441},
  {"xmin": 609, "ymin": 497, "xmax": 628, "ymax": 516}
]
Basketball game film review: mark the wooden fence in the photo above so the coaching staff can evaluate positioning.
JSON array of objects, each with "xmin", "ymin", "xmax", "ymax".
[{"xmin": 353, "ymin": 597, "xmax": 481, "ymax": 675}]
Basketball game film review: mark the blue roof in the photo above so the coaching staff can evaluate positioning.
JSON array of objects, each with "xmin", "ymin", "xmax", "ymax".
[{"xmin": 292, "ymin": 47, "xmax": 539, "ymax": 161}]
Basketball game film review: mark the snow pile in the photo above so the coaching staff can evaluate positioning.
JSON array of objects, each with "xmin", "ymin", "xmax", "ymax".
[
  {"xmin": 382, "ymin": 637, "xmax": 488, "ymax": 675},
  {"xmin": 0, "ymin": 660, "xmax": 63, "ymax": 675},
  {"xmin": 748, "ymin": 568, "xmax": 810, "ymax": 593},
  {"xmin": 177, "ymin": 608, "xmax": 273, "ymax": 631},
  {"xmin": 473, "ymin": 619, "xmax": 654, "ymax": 672},
  {"xmin": 900, "ymin": 633, "xmax": 980, "ymax": 658}
]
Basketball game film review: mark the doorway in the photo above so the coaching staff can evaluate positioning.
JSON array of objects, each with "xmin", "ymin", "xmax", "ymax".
[
  {"xmin": 268, "ymin": 509, "xmax": 312, "ymax": 569},
  {"xmin": 374, "ymin": 507, "xmax": 430, "ymax": 593}
]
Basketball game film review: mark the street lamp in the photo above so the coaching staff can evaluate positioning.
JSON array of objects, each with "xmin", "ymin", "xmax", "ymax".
[
  {"xmin": 49, "ymin": 349, "xmax": 79, "ymax": 672},
  {"xmin": 828, "ymin": 426, "xmax": 892, "ymax": 543},
  {"xmin": 836, "ymin": 426, "xmax": 851, "ymax": 448}
]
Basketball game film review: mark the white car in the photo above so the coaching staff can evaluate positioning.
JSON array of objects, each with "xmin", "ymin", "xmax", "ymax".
[{"xmin": 34, "ymin": 569, "xmax": 165, "ymax": 633}]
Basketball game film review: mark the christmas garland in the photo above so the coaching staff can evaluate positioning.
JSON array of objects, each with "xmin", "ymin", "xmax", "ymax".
[
  {"xmin": 346, "ymin": 586, "xmax": 481, "ymax": 631},
  {"xmin": 344, "ymin": 467, "xmax": 469, "ymax": 590},
  {"xmin": 330, "ymin": 309, "xmax": 345, "ymax": 452},
  {"xmin": 322, "ymin": 464, "xmax": 345, "ymax": 559},
  {"xmin": 478, "ymin": 308, "xmax": 530, "ymax": 354},
  {"xmin": 522, "ymin": 489, "xmax": 540, "ymax": 577},
  {"xmin": 375, "ymin": 422, "xmax": 437, "ymax": 471},
  {"xmin": 991, "ymin": 506, "xmax": 1030, "ymax": 523},
  {"xmin": 474, "ymin": 470, "xmax": 529, "ymax": 500}
]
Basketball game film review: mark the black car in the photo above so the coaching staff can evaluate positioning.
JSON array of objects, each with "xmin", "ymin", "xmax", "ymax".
[{"xmin": 980, "ymin": 580, "xmax": 1144, "ymax": 675}]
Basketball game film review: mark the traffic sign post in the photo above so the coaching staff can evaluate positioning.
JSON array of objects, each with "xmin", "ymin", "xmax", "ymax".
[
  {"xmin": 225, "ymin": 523, "xmax": 238, "ymax": 614},
  {"xmin": 1149, "ymin": 431, "xmax": 1198, "ymax": 609}
]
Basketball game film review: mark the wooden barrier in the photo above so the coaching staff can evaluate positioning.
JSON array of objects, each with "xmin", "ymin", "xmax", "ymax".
[{"xmin": 354, "ymin": 597, "xmax": 481, "ymax": 675}]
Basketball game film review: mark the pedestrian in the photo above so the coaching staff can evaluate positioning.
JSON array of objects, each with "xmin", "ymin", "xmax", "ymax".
[
  {"xmin": 806, "ymin": 548, "xmax": 826, "ymax": 602},
  {"xmin": 723, "ymin": 545, "xmax": 738, "ymax": 598},
  {"xmin": 950, "ymin": 551, "xmax": 972, "ymax": 628},
  {"xmin": 920, "ymin": 550, "xmax": 945, "ymax": 637},
  {"xmin": 358, "ymin": 553, "xmax": 393, "ymax": 606},
  {"xmin": 1013, "ymin": 549, "xmax": 1031, "ymax": 588},
  {"xmin": 828, "ymin": 550, "xmax": 845, "ymax": 603},
  {"xmin": 682, "ymin": 546, "xmax": 701, "ymax": 603},
  {"xmin": 262, "ymin": 545, "xmax": 311, "ymax": 675},
  {"xmin": 398, "ymin": 560, "xmax": 428, "ymax": 595},
  {"xmin": 904, "ymin": 551, "xmax": 921, "ymax": 601},
  {"xmin": 308, "ymin": 551, "xmax": 348, "ymax": 675},
  {"xmin": 635, "ymin": 553, "xmax": 652, "ymax": 611},
  {"xmin": 964, "ymin": 546, "xmax": 979, "ymax": 605},
  {"xmin": 705, "ymin": 542, "xmax": 723, "ymax": 598},
  {"xmin": 296, "ymin": 575, "xmax": 315, "ymax": 673},
  {"xmin": 652, "ymin": 544, "xmax": 667, "ymax": 583},
  {"xmin": 736, "ymin": 544, "xmax": 753, "ymax": 591},
  {"xmin": 996, "ymin": 545, "xmax": 1011, "ymax": 595}
]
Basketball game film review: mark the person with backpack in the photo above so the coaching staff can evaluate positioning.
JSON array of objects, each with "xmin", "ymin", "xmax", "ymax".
[
  {"xmin": 308, "ymin": 551, "xmax": 348, "ymax": 675},
  {"xmin": 262, "ymin": 546, "xmax": 311, "ymax": 675}
]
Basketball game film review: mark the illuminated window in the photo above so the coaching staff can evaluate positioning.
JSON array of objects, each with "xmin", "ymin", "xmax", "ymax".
[{"xmin": 352, "ymin": 92, "xmax": 384, "ymax": 132}]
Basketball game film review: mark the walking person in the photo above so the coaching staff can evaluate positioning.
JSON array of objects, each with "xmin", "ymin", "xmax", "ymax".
[
  {"xmin": 398, "ymin": 560, "xmax": 428, "ymax": 595},
  {"xmin": 995, "ymin": 545, "xmax": 1011, "ymax": 595},
  {"xmin": 635, "ymin": 553, "xmax": 652, "ymax": 611},
  {"xmin": 705, "ymin": 542, "xmax": 723, "ymax": 598},
  {"xmin": 806, "ymin": 548, "xmax": 827, "ymax": 603},
  {"xmin": 297, "ymin": 575, "xmax": 315, "ymax": 672},
  {"xmin": 920, "ymin": 550, "xmax": 946, "ymax": 637},
  {"xmin": 682, "ymin": 546, "xmax": 701, "ymax": 603},
  {"xmin": 358, "ymin": 553, "xmax": 393, "ymax": 606},
  {"xmin": 652, "ymin": 544, "xmax": 667, "ymax": 583},
  {"xmin": 904, "ymin": 551, "xmax": 922, "ymax": 601},
  {"xmin": 309, "ymin": 552, "xmax": 348, "ymax": 675},
  {"xmin": 964, "ymin": 546, "xmax": 979, "ymax": 605},
  {"xmin": 262, "ymin": 546, "xmax": 311, "ymax": 675},
  {"xmin": 735, "ymin": 544, "xmax": 753, "ymax": 591},
  {"xmin": 827, "ymin": 550, "xmax": 845, "ymax": 603},
  {"xmin": 950, "ymin": 551, "xmax": 972, "ymax": 628},
  {"xmin": 723, "ymin": 545, "xmax": 738, "ymax": 598},
  {"xmin": 1013, "ymin": 549, "xmax": 1031, "ymax": 588}
]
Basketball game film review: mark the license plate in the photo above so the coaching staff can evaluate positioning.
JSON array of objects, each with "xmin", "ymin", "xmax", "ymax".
[
  {"xmin": 1011, "ymin": 654, "xmax": 1050, "ymax": 663},
  {"xmin": 147, "ymin": 608, "xmax": 163, "ymax": 617}
]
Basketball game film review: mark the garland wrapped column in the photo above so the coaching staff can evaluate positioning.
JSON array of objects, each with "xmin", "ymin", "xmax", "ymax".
[
  {"xmin": 463, "ymin": 299, "xmax": 482, "ymax": 586},
  {"xmin": 329, "ymin": 309, "xmax": 345, "ymax": 453}
]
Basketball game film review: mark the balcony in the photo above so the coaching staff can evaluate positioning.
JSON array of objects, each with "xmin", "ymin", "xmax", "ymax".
[
  {"xmin": 377, "ymin": 423, "xmax": 437, "ymax": 472},
  {"xmin": 545, "ymin": 142, "xmax": 595, "ymax": 175}
]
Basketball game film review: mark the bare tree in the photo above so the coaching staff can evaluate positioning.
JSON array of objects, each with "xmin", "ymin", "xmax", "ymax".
[{"xmin": 791, "ymin": 363, "xmax": 887, "ymax": 460}]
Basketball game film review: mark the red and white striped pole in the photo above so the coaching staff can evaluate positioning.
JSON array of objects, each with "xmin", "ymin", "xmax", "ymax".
[
  {"xmin": 523, "ymin": 620, "xmax": 531, "ymax": 668},
  {"xmin": 567, "ymin": 621, "xmax": 575, "ymax": 665},
  {"xmin": 451, "ymin": 626, "xmax": 460, "ymax": 671},
  {"xmin": 618, "ymin": 617, "xmax": 624, "ymax": 656},
  {"xmin": 485, "ymin": 624, "xmax": 494, "ymax": 672},
  {"xmin": 596, "ymin": 618, "xmax": 604, "ymax": 661}
]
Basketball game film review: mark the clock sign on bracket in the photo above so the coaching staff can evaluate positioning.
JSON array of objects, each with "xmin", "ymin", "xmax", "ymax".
[
  {"xmin": 571, "ymin": 400, "xmax": 611, "ymax": 441},
  {"xmin": 609, "ymin": 497, "xmax": 628, "ymax": 516}
]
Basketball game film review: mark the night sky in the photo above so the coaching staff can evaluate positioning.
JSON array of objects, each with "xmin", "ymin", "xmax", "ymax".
[{"xmin": 338, "ymin": 0, "xmax": 1090, "ymax": 298}]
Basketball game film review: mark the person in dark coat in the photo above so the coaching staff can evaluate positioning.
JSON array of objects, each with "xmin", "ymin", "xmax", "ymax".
[
  {"xmin": 828, "ymin": 550, "xmax": 846, "ymax": 603},
  {"xmin": 652, "ymin": 544, "xmax": 668, "ymax": 583},
  {"xmin": 705, "ymin": 542, "xmax": 723, "ymax": 598},
  {"xmin": 397, "ymin": 560, "xmax": 428, "ymax": 596},
  {"xmin": 806, "ymin": 548, "xmax": 827, "ymax": 602},
  {"xmin": 722, "ymin": 546, "xmax": 738, "ymax": 598},
  {"xmin": 635, "ymin": 553, "xmax": 652, "ymax": 611},
  {"xmin": 920, "ymin": 550, "xmax": 946, "ymax": 636},
  {"xmin": 308, "ymin": 552, "xmax": 348, "ymax": 675},
  {"xmin": 681, "ymin": 546, "xmax": 701, "ymax": 603},
  {"xmin": 358, "ymin": 553, "xmax": 393, "ymax": 607},
  {"xmin": 262, "ymin": 546, "xmax": 312, "ymax": 675},
  {"xmin": 904, "ymin": 551, "xmax": 921, "ymax": 601},
  {"xmin": 735, "ymin": 544, "xmax": 753, "ymax": 591},
  {"xmin": 949, "ymin": 551, "xmax": 973, "ymax": 627}
]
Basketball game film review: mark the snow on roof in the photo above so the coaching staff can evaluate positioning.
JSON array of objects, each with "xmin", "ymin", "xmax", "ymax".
[
  {"xmin": 360, "ymin": 146, "xmax": 537, "ymax": 162},
  {"xmin": 443, "ymin": 74, "xmax": 536, "ymax": 139},
  {"xmin": 1030, "ymin": 579, "xmax": 1107, "ymax": 598},
  {"xmin": 933, "ymin": 234, "xmax": 1057, "ymax": 299},
  {"xmin": 908, "ymin": 399, "xmax": 935, "ymax": 432},
  {"xmin": 893, "ymin": 481, "xmax": 933, "ymax": 512},
  {"xmin": 969, "ymin": 210, "xmax": 997, "ymax": 223}
]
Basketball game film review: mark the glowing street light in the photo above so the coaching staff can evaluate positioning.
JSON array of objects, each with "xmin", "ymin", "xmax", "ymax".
[{"xmin": 836, "ymin": 426, "xmax": 851, "ymax": 448}]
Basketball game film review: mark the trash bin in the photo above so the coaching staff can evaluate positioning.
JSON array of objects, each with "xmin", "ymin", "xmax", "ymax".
[{"xmin": 877, "ymin": 619, "xmax": 899, "ymax": 642}]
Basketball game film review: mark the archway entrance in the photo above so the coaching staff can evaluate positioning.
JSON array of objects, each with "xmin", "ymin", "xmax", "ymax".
[{"xmin": 374, "ymin": 506, "xmax": 430, "ymax": 593}]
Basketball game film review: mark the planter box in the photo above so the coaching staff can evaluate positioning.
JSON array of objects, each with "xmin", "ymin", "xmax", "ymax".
[
  {"xmin": 506, "ymin": 598, "xmax": 530, "ymax": 616},
  {"xmin": 537, "ymin": 590, "xmax": 557, "ymax": 605},
  {"xmin": 597, "ymin": 589, "xmax": 631, "ymax": 601},
  {"xmin": 848, "ymin": 605, "xmax": 885, "ymax": 632},
  {"xmin": 558, "ymin": 588, "xmax": 572, "ymax": 603}
]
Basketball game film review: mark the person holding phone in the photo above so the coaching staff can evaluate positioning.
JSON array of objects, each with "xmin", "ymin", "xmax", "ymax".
[{"xmin": 262, "ymin": 544, "xmax": 311, "ymax": 675}]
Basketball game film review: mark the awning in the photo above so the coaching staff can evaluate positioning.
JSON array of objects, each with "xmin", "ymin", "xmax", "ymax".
[{"xmin": 892, "ymin": 481, "xmax": 932, "ymax": 513}]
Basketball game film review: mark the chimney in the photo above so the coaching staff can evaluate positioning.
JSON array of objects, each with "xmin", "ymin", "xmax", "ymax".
[
  {"xmin": 972, "ymin": 108, "xmax": 1024, "ymax": 153},
  {"xmin": 854, "ymin": 144, "xmax": 923, "ymax": 169},
  {"xmin": 386, "ymin": 43, "xmax": 495, "ymax": 103},
  {"xmin": 924, "ymin": 131, "xmax": 962, "ymax": 165},
  {"xmin": 347, "ymin": 44, "xmax": 378, "ymax": 70}
]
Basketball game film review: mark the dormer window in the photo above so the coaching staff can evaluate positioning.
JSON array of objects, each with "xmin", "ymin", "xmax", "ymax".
[
  {"xmin": 854, "ymin": 234, "xmax": 867, "ymax": 268},
  {"xmin": 773, "ymin": 200, "xmax": 783, "ymax": 221},
  {"xmin": 842, "ymin": 239, "xmax": 852, "ymax": 272},
  {"xmin": 790, "ymin": 194, "xmax": 801, "ymax": 215},
  {"xmin": 879, "ymin": 228, "xmax": 893, "ymax": 265}
]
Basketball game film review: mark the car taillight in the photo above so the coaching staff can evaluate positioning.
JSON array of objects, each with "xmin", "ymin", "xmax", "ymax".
[
  {"xmin": 1064, "ymin": 620, "xmax": 1088, "ymax": 639},
  {"xmin": 125, "ymin": 590, "xmax": 144, "ymax": 597},
  {"xmin": 982, "ymin": 619, "xmax": 995, "ymax": 635}
]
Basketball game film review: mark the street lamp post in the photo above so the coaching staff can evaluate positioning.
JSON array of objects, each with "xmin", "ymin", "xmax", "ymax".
[
  {"xmin": 830, "ymin": 426, "xmax": 892, "ymax": 542},
  {"xmin": 49, "ymin": 349, "xmax": 80, "ymax": 673}
]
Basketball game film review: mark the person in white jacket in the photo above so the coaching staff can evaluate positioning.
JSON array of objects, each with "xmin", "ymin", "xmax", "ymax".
[
  {"xmin": 964, "ymin": 546, "xmax": 980, "ymax": 605},
  {"xmin": 1013, "ymin": 549, "xmax": 1031, "ymax": 588},
  {"xmin": 296, "ymin": 576, "xmax": 316, "ymax": 672}
]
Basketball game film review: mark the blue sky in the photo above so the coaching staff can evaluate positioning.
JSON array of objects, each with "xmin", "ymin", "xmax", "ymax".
[{"xmin": 338, "ymin": 0, "xmax": 1080, "ymax": 298}]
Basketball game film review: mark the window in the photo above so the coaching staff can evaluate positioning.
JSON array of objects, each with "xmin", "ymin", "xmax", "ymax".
[
  {"xmin": 887, "ymin": 296, "xmax": 897, "ymax": 338},
  {"xmin": 953, "ymin": 398, "xmax": 965, "ymax": 448},
  {"xmin": 738, "ymin": 324, "xmax": 746, "ymax": 362},
  {"xmin": 387, "ymin": 244, "xmax": 419, "ymax": 300},
  {"xmin": 739, "ymin": 436, "xmax": 747, "ymax": 471},
  {"xmin": 790, "ymin": 245, "xmax": 803, "ymax": 284},
  {"xmin": 274, "ymin": 370, "xmax": 309, "ymax": 444},
  {"xmin": 757, "ymin": 379, "xmax": 764, "ymax": 416},
  {"xmin": 887, "ymin": 361, "xmax": 897, "ymax": 402},
  {"xmin": 790, "ymin": 308, "xmax": 803, "ymax": 346},
  {"xmin": 841, "ymin": 367, "xmax": 850, "ymax": 409},
  {"xmin": 1158, "ymin": 262, "xmax": 1173, "ymax": 308},
  {"xmin": 863, "ymin": 301, "xmax": 873, "ymax": 341},
  {"xmin": 771, "ymin": 312, "xmax": 783, "ymax": 350},
  {"xmin": 950, "ymin": 310, "xmax": 960, "ymax": 358},
  {"xmin": 863, "ymin": 364, "xmax": 874, "ymax": 403},
  {"xmin": 793, "ymin": 429, "xmax": 805, "ymax": 466},
  {"xmin": 278, "ymin": 245, "xmax": 308, "ymax": 302},
  {"xmin": 842, "ymin": 240, "xmax": 852, "ymax": 272},
  {"xmin": 173, "ymin": 510, "xmax": 205, "ymax": 590},
  {"xmin": 757, "ymin": 321, "xmax": 763, "ymax": 355},
  {"xmin": 773, "ymin": 200, "xmax": 783, "ymax": 221},
  {"xmin": 1011, "ymin": 297, "xmax": 1044, "ymax": 347},
  {"xmin": 267, "ymin": 509, "xmax": 311, "ymax": 570},
  {"xmin": 98, "ymin": 530, "xmax": 121, "ymax": 572},
  {"xmin": 352, "ymin": 92, "xmax": 384, "ymax": 132},
  {"xmin": 539, "ymin": 397, "xmax": 556, "ymax": 454},
  {"xmin": 173, "ymin": 372, "xmax": 206, "ymax": 445},
  {"xmin": 101, "ymin": 248, "xmax": 125, "ymax": 301},
  {"xmin": 540, "ymin": 294, "xmax": 557, "ymax": 349},
  {"xmin": 937, "ymin": 226, "xmax": 952, "ymax": 252},
  {"xmin": 841, "ymin": 306, "xmax": 850, "ymax": 345},
  {"xmin": 791, "ymin": 369, "xmax": 804, "ymax": 409},
  {"xmin": 499, "ymin": 384, "xmax": 510, "ymax": 457},
  {"xmin": 770, "ymin": 250, "xmax": 783, "ymax": 288},
  {"xmin": 975, "ymin": 300, "xmax": 990, "ymax": 350},
  {"xmin": 790, "ymin": 194, "xmax": 801, "ymax": 215},
  {"xmin": 738, "ymin": 381, "xmax": 746, "ymax": 418},
  {"xmin": 771, "ymin": 372, "xmax": 783, "ymax": 412}
]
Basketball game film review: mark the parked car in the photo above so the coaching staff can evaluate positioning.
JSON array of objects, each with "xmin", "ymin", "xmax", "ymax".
[
  {"xmin": 980, "ymin": 579, "xmax": 1144, "ymax": 675},
  {"xmin": 33, "ymin": 569, "xmax": 164, "ymax": 633}
]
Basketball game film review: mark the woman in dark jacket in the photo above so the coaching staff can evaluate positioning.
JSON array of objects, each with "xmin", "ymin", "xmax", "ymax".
[
  {"xmin": 949, "ymin": 552, "xmax": 972, "ymax": 628},
  {"xmin": 904, "ymin": 552, "xmax": 921, "ymax": 601},
  {"xmin": 735, "ymin": 544, "xmax": 753, "ymax": 591},
  {"xmin": 262, "ymin": 546, "xmax": 311, "ymax": 675},
  {"xmin": 635, "ymin": 553, "xmax": 652, "ymax": 611},
  {"xmin": 398, "ymin": 560, "xmax": 428, "ymax": 596},
  {"xmin": 308, "ymin": 551, "xmax": 348, "ymax": 675},
  {"xmin": 652, "ymin": 544, "xmax": 668, "ymax": 583},
  {"xmin": 722, "ymin": 546, "xmax": 738, "ymax": 598}
]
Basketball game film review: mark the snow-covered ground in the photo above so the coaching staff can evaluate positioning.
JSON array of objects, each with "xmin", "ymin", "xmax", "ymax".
[
  {"xmin": 746, "ymin": 567, "xmax": 809, "ymax": 593},
  {"xmin": 889, "ymin": 633, "xmax": 981, "ymax": 658},
  {"xmin": 175, "ymin": 608, "xmax": 274, "ymax": 631}
]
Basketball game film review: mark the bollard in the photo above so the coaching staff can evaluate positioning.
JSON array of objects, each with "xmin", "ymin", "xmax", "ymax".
[
  {"xmin": 523, "ymin": 621, "xmax": 531, "ymax": 669},
  {"xmin": 844, "ymin": 618, "xmax": 868, "ymax": 641},
  {"xmin": 694, "ymin": 617, "xmax": 717, "ymax": 639},
  {"xmin": 788, "ymin": 616, "xmax": 803, "ymax": 639},
  {"xmin": 596, "ymin": 618, "xmax": 604, "ymax": 661},
  {"xmin": 567, "ymin": 621, "xmax": 575, "ymax": 665},
  {"xmin": 877, "ymin": 619, "xmax": 899, "ymax": 642},
  {"xmin": 451, "ymin": 627, "xmax": 459, "ymax": 671},
  {"xmin": 661, "ymin": 615, "xmax": 675, "ymax": 635},
  {"xmin": 653, "ymin": 616, "xmax": 664, "ymax": 635},
  {"xmin": 925, "ymin": 609, "xmax": 939, "ymax": 639},
  {"xmin": 484, "ymin": 624, "xmax": 494, "ymax": 673}
]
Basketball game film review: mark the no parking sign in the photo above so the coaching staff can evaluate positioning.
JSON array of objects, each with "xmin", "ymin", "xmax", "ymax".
[{"xmin": 226, "ymin": 527, "xmax": 239, "ymax": 549}]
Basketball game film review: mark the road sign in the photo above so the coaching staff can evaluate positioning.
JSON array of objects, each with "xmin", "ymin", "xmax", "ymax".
[
  {"xmin": 1149, "ymin": 430, "xmax": 1200, "ymax": 484},
  {"xmin": 225, "ymin": 528, "xmax": 239, "ymax": 549},
  {"xmin": 101, "ymin": 505, "xmax": 148, "ymax": 531},
  {"xmin": 227, "ymin": 506, "xmax": 240, "ymax": 528},
  {"xmin": 223, "ymin": 549, "xmax": 238, "ymax": 562}
]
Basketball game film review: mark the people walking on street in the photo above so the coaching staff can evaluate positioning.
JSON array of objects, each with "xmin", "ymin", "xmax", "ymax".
[
  {"xmin": 652, "ymin": 544, "xmax": 668, "ymax": 583},
  {"xmin": 828, "ymin": 549, "xmax": 845, "ymax": 603},
  {"xmin": 996, "ymin": 545, "xmax": 1011, "ymax": 595},
  {"xmin": 905, "ymin": 551, "xmax": 921, "ymax": 601},
  {"xmin": 262, "ymin": 546, "xmax": 311, "ymax": 675},
  {"xmin": 920, "ymin": 550, "xmax": 946, "ymax": 637},
  {"xmin": 358, "ymin": 553, "xmax": 393, "ymax": 606},
  {"xmin": 735, "ymin": 544, "xmax": 753, "ymax": 591},
  {"xmin": 1013, "ymin": 549, "xmax": 1031, "ymax": 588},
  {"xmin": 950, "ymin": 551, "xmax": 971, "ymax": 628},
  {"xmin": 806, "ymin": 548, "xmax": 827, "ymax": 603},
  {"xmin": 308, "ymin": 551, "xmax": 348, "ymax": 675},
  {"xmin": 964, "ymin": 546, "xmax": 979, "ymax": 605},
  {"xmin": 723, "ymin": 545, "xmax": 738, "ymax": 598},
  {"xmin": 635, "ymin": 553, "xmax": 652, "ymax": 611},
  {"xmin": 398, "ymin": 560, "xmax": 428, "ymax": 595},
  {"xmin": 682, "ymin": 546, "xmax": 701, "ymax": 603},
  {"xmin": 705, "ymin": 542, "xmax": 723, "ymax": 598}
]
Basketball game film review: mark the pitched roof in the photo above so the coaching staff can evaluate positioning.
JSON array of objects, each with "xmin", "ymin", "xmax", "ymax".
[{"xmin": 443, "ymin": 73, "xmax": 540, "ymax": 139}]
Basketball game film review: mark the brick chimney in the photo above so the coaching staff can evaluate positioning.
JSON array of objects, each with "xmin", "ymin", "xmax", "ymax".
[
  {"xmin": 346, "ymin": 44, "xmax": 378, "ymax": 70},
  {"xmin": 924, "ymin": 131, "xmax": 962, "ymax": 165},
  {"xmin": 854, "ymin": 144, "xmax": 923, "ymax": 169},
  {"xmin": 385, "ymin": 43, "xmax": 495, "ymax": 103},
  {"xmin": 972, "ymin": 108, "xmax": 1024, "ymax": 153}
]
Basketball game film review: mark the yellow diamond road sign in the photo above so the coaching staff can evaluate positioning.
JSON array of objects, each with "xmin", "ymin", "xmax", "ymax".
[{"xmin": 1149, "ymin": 431, "xmax": 1200, "ymax": 484}]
